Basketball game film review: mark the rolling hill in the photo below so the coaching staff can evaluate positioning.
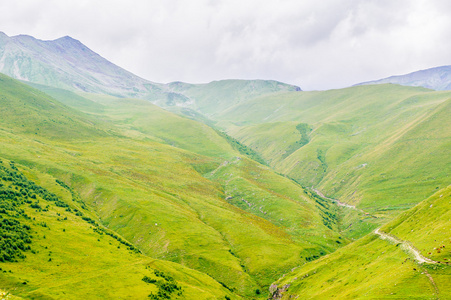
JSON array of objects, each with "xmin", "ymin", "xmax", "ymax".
[
  {"xmin": 1, "ymin": 31, "xmax": 450, "ymax": 299},
  {"xmin": 0, "ymin": 73, "xmax": 343, "ymax": 298},
  {"xmin": 210, "ymin": 84, "xmax": 451, "ymax": 222},
  {"xmin": 0, "ymin": 31, "xmax": 167, "ymax": 100},
  {"xmin": 0, "ymin": 159, "xmax": 234, "ymax": 299},
  {"xmin": 269, "ymin": 185, "xmax": 451, "ymax": 299},
  {"xmin": 0, "ymin": 32, "xmax": 300, "ymax": 110}
]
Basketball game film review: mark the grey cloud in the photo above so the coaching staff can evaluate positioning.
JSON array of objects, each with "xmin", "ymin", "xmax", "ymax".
[{"xmin": 0, "ymin": 0, "xmax": 450, "ymax": 90}]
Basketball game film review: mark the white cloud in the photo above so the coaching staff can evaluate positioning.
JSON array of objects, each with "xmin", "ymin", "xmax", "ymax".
[{"xmin": 1, "ymin": 0, "xmax": 451, "ymax": 90}]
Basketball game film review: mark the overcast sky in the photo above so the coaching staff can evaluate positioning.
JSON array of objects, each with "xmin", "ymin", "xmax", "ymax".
[{"xmin": 1, "ymin": 0, "xmax": 450, "ymax": 90}]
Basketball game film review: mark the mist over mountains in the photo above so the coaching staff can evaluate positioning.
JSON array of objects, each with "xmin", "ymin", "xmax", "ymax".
[
  {"xmin": 0, "ymin": 32, "xmax": 450, "ymax": 299},
  {"xmin": 0, "ymin": 31, "xmax": 170, "ymax": 98},
  {"xmin": 0, "ymin": 32, "xmax": 301, "ymax": 108}
]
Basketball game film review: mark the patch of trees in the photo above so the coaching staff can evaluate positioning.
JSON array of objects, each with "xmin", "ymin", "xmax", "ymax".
[
  {"xmin": 0, "ymin": 161, "xmax": 141, "ymax": 264},
  {"xmin": 90, "ymin": 219, "xmax": 140, "ymax": 253},
  {"xmin": 0, "ymin": 217, "xmax": 32, "ymax": 262},
  {"xmin": 316, "ymin": 148, "xmax": 328, "ymax": 175},
  {"xmin": 0, "ymin": 163, "xmax": 34, "ymax": 262},
  {"xmin": 143, "ymin": 270, "xmax": 182, "ymax": 299},
  {"xmin": 55, "ymin": 179, "xmax": 88, "ymax": 210},
  {"xmin": 281, "ymin": 123, "xmax": 312, "ymax": 159},
  {"xmin": 305, "ymin": 189, "xmax": 338, "ymax": 230},
  {"xmin": 1, "ymin": 162, "xmax": 67, "ymax": 211},
  {"xmin": 215, "ymin": 130, "xmax": 267, "ymax": 165}
]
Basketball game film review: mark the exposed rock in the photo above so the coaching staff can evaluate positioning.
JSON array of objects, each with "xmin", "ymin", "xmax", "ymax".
[{"xmin": 269, "ymin": 284, "xmax": 290, "ymax": 300}]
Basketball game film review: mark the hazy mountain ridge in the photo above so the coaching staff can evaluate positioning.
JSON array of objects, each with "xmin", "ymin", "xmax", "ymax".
[
  {"xmin": 0, "ymin": 32, "xmax": 301, "ymax": 109},
  {"xmin": 166, "ymin": 79, "xmax": 301, "ymax": 117},
  {"xmin": 357, "ymin": 65, "xmax": 451, "ymax": 90},
  {"xmin": 0, "ymin": 31, "xmax": 169, "ymax": 100}
]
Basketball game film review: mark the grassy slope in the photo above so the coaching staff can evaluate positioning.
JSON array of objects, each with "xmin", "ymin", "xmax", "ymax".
[
  {"xmin": 166, "ymin": 80, "xmax": 300, "ymax": 118},
  {"xmin": 220, "ymin": 84, "xmax": 451, "ymax": 219},
  {"xmin": 0, "ymin": 74, "xmax": 108, "ymax": 140},
  {"xmin": 0, "ymin": 160, "xmax": 234, "ymax": 300},
  {"xmin": 79, "ymin": 93, "xmax": 236, "ymax": 158},
  {"xmin": 380, "ymin": 185, "xmax": 451, "ymax": 264},
  {"xmin": 74, "ymin": 93, "xmax": 346, "ymax": 292},
  {"xmin": 23, "ymin": 82, "xmax": 106, "ymax": 114},
  {"xmin": 271, "ymin": 186, "xmax": 451, "ymax": 299},
  {"xmin": 0, "ymin": 74, "xmax": 344, "ymax": 297}
]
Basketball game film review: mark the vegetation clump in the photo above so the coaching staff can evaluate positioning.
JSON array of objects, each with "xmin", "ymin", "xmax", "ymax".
[
  {"xmin": 55, "ymin": 179, "xmax": 139, "ymax": 253},
  {"xmin": 216, "ymin": 130, "xmax": 267, "ymax": 165},
  {"xmin": 306, "ymin": 189, "xmax": 338, "ymax": 230},
  {"xmin": 91, "ymin": 221, "xmax": 140, "ymax": 253},
  {"xmin": 282, "ymin": 123, "xmax": 312, "ymax": 159},
  {"xmin": 55, "ymin": 179, "xmax": 88, "ymax": 210},
  {"xmin": 0, "ymin": 162, "xmax": 34, "ymax": 261},
  {"xmin": 143, "ymin": 270, "xmax": 182, "ymax": 299}
]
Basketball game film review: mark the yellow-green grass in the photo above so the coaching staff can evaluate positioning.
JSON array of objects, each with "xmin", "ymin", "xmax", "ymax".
[
  {"xmin": 222, "ymin": 84, "xmax": 451, "ymax": 221},
  {"xmin": 272, "ymin": 234, "xmax": 444, "ymax": 299},
  {"xmin": 0, "ymin": 73, "xmax": 109, "ymax": 140},
  {"xmin": 0, "ymin": 132, "xmax": 343, "ymax": 295},
  {"xmin": 270, "ymin": 186, "xmax": 451, "ymax": 299},
  {"xmin": 381, "ymin": 185, "xmax": 451, "ymax": 264},
  {"xmin": 0, "ymin": 74, "xmax": 346, "ymax": 297},
  {"xmin": 0, "ymin": 160, "xmax": 236, "ymax": 300},
  {"xmin": 22, "ymin": 81, "xmax": 106, "ymax": 115},
  {"xmin": 165, "ymin": 79, "xmax": 299, "ymax": 117},
  {"xmin": 80, "ymin": 93, "xmax": 237, "ymax": 158}
]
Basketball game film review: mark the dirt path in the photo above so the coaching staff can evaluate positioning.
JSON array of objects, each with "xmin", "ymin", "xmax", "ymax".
[
  {"xmin": 374, "ymin": 228, "xmax": 437, "ymax": 264},
  {"xmin": 375, "ymin": 228, "xmax": 441, "ymax": 298},
  {"xmin": 209, "ymin": 157, "xmax": 241, "ymax": 176},
  {"xmin": 312, "ymin": 188, "xmax": 381, "ymax": 220},
  {"xmin": 209, "ymin": 160, "xmax": 230, "ymax": 176},
  {"xmin": 312, "ymin": 188, "xmax": 356, "ymax": 209},
  {"xmin": 422, "ymin": 268, "xmax": 440, "ymax": 297},
  {"xmin": 312, "ymin": 189, "xmax": 437, "ymax": 265}
]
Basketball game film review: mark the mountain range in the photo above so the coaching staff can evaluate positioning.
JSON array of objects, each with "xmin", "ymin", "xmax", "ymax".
[
  {"xmin": 357, "ymin": 65, "xmax": 451, "ymax": 90},
  {"xmin": 0, "ymin": 32, "xmax": 300, "ymax": 107},
  {"xmin": 0, "ymin": 32, "xmax": 449, "ymax": 299}
]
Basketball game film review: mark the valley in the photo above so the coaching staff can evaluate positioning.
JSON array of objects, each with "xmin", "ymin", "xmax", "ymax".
[{"xmin": 0, "ymin": 32, "xmax": 449, "ymax": 299}]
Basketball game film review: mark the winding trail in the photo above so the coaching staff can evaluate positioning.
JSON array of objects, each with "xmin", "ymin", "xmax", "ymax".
[
  {"xmin": 312, "ymin": 188, "xmax": 356, "ymax": 209},
  {"xmin": 269, "ymin": 188, "xmax": 443, "ymax": 299},
  {"xmin": 312, "ymin": 188, "xmax": 438, "ymax": 265},
  {"xmin": 375, "ymin": 228, "xmax": 440, "ymax": 298},
  {"xmin": 374, "ymin": 228, "xmax": 437, "ymax": 264},
  {"xmin": 311, "ymin": 188, "xmax": 376, "ymax": 218}
]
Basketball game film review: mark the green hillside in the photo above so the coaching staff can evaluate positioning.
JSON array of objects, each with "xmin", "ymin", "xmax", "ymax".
[
  {"xmin": 0, "ymin": 159, "xmax": 235, "ymax": 299},
  {"xmin": 270, "ymin": 186, "xmax": 451, "ymax": 299},
  {"xmin": 0, "ymin": 74, "xmax": 345, "ymax": 298},
  {"xmin": 23, "ymin": 82, "xmax": 106, "ymax": 114},
  {"xmin": 166, "ymin": 79, "xmax": 300, "ymax": 117},
  {"xmin": 215, "ymin": 84, "xmax": 451, "ymax": 220},
  {"xmin": 1, "ymin": 46, "xmax": 450, "ymax": 299},
  {"xmin": 0, "ymin": 73, "xmax": 108, "ymax": 140}
]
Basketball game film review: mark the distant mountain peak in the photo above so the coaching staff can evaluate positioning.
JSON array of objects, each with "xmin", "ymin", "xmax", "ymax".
[
  {"xmin": 11, "ymin": 34, "xmax": 36, "ymax": 41},
  {"xmin": 356, "ymin": 65, "xmax": 451, "ymax": 91},
  {"xmin": 0, "ymin": 32, "xmax": 164, "ymax": 98},
  {"xmin": 0, "ymin": 32, "xmax": 303, "ymax": 106},
  {"xmin": 54, "ymin": 35, "xmax": 82, "ymax": 44}
]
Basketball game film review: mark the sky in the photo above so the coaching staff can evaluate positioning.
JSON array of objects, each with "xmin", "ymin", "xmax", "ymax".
[{"xmin": 1, "ymin": 0, "xmax": 451, "ymax": 90}]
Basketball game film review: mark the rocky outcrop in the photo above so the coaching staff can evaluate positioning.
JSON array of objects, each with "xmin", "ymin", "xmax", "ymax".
[{"xmin": 269, "ymin": 284, "xmax": 290, "ymax": 300}]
